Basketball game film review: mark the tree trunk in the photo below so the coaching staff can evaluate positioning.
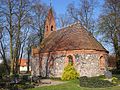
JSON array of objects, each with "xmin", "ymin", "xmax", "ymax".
[
  {"xmin": 27, "ymin": 49, "xmax": 30, "ymax": 73},
  {"xmin": 9, "ymin": 0, "xmax": 14, "ymax": 75},
  {"xmin": 45, "ymin": 52, "xmax": 51, "ymax": 78}
]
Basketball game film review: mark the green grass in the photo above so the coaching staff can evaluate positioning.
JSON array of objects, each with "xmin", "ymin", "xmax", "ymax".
[{"xmin": 29, "ymin": 79, "xmax": 120, "ymax": 90}]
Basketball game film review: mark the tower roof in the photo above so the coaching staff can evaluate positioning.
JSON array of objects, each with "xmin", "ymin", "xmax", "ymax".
[
  {"xmin": 44, "ymin": 7, "xmax": 56, "ymax": 38},
  {"xmin": 40, "ymin": 22, "xmax": 108, "ymax": 53},
  {"xmin": 46, "ymin": 8, "xmax": 54, "ymax": 21}
]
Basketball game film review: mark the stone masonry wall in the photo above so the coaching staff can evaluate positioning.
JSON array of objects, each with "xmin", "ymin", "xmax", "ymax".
[
  {"xmin": 31, "ymin": 57, "xmax": 40, "ymax": 76},
  {"xmin": 50, "ymin": 55, "xmax": 65, "ymax": 77},
  {"xmin": 74, "ymin": 54, "xmax": 103, "ymax": 77},
  {"xmin": 31, "ymin": 50, "xmax": 108, "ymax": 77},
  {"xmin": 41, "ymin": 54, "xmax": 65, "ymax": 77}
]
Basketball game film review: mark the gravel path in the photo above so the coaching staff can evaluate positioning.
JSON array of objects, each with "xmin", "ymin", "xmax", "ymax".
[{"xmin": 37, "ymin": 79, "xmax": 66, "ymax": 87}]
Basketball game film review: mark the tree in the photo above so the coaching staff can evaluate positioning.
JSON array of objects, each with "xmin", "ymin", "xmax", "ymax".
[
  {"xmin": 0, "ymin": 0, "xmax": 32, "ymax": 75},
  {"xmin": 13, "ymin": 0, "xmax": 31, "ymax": 74},
  {"xmin": 0, "ymin": 25, "xmax": 10, "ymax": 74},
  {"xmin": 31, "ymin": 1, "xmax": 48, "ymax": 44},
  {"xmin": 67, "ymin": 0, "xmax": 98, "ymax": 33},
  {"xmin": 25, "ymin": 1, "xmax": 48, "ymax": 73},
  {"xmin": 98, "ymin": 0, "xmax": 120, "ymax": 63},
  {"xmin": 0, "ymin": 0, "xmax": 15, "ymax": 75},
  {"xmin": 57, "ymin": 13, "xmax": 73, "ymax": 28}
]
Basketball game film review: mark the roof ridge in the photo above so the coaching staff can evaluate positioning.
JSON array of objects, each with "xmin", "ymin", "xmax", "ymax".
[{"xmin": 57, "ymin": 21, "xmax": 81, "ymax": 31}]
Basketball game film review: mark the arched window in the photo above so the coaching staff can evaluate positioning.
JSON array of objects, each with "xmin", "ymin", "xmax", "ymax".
[
  {"xmin": 99, "ymin": 56, "xmax": 105, "ymax": 70},
  {"xmin": 51, "ymin": 25, "xmax": 53, "ymax": 31},
  {"xmin": 67, "ymin": 55, "xmax": 73, "ymax": 65}
]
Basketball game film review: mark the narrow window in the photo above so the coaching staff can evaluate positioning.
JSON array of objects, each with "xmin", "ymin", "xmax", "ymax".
[
  {"xmin": 67, "ymin": 55, "xmax": 73, "ymax": 65},
  {"xmin": 99, "ymin": 56, "xmax": 105, "ymax": 70},
  {"xmin": 46, "ymin": 26, "xmax": 48, "ymax": 31},
  {"xmin": 51, "ymin": 25, "xmax": 53, "ymax": 31}
]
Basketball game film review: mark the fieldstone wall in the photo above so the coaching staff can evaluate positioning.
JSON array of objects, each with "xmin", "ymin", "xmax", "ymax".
[
  {"xmin": 31, "ymin": 51, "xmax": 107, "ymax": 77},
  {"xmin": 31, "ymin": 57, "xmax": 40, "ymax": 76},
  {"xmin": 41, "ymin": 56, "xmax": 47, "ymax": 77},
  {"xmin": 50, "ymin": 55, "xmax": 65, "ymax": 77},
  {"xmin": 40, "ymin": 55, "xmax": 65, "ymax": 77},
  {"xmin": 74, "ymin": 54, "xmax": 104, "ymax": 77}
]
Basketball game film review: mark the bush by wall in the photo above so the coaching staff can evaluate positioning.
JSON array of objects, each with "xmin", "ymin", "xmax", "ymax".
[
  {"xmin": 61, "ymin": 64, "xmax": 79, "ymax": 80},
  {"xmin": 79, "ymin": 76, "xmax": 115, "ymax": 88}
]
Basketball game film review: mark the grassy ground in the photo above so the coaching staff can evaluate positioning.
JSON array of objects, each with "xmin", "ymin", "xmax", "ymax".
[{"xmin": 29, "ymin": 79, "xmax": 120, "ymax": 90}]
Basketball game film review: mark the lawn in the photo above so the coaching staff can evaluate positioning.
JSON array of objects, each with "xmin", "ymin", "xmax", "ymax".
[{"xmin": 29, "ymin": 79, "xmax": 120, "ymax": 90}]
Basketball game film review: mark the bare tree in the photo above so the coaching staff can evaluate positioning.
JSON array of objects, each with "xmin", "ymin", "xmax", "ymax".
[
  {"xmin": 98, "ymin": 0, "xmax": 120, "ymax": 64},
  {"xmin": 31, "ymin": 1, "xmax": 48, "ymax": 44},
  {"xmin": 0, "ymin": 0, "xmax": 32, "ymax": 75},
  {"xmin": 25, "ymin": 1, "xmax": 48, "ymax": 73},
  {"xmin": 57, "ymin": 13, "xmax": 73, "ymax": 28},
  {"xmin": 67, "ymin": 0, "xmax": 98, "ymax": 33},
  {"xmin": 13, "ymin": 0, "xmax": 32, "ymax": 74},
  {"xmin": 0, "ymin": 25, "xmax": 10, "ymax": 74},
  {"xmin": 0, "ymin": 0, "xmax": 16, "ymax": 75}
]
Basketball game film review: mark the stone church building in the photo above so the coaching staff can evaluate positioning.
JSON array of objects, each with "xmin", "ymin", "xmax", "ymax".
[{"xmin": 31, "ymin": 8, "xmax": 109, "ymax": 77}]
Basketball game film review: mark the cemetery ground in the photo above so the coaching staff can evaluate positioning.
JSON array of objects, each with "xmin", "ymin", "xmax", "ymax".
[
  {"xmin": 0, "ymin": 69, "xmax": 120, "ymax": 90},
  {"xmin": 29, "ymin": 78, "xmax": 120, "ymax": 90},
  {"xmin": 28, "ymin": 74, "xmax": 120, "ymax": 90},
  {"xmin": 0, "ymin": 74, "xmax": 120, "ymax": 90}
]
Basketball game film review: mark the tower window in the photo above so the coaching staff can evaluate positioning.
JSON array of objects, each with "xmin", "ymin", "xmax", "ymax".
[
  {"xmin": 46, "ymin": 26, "xmax": 48, "ymax": 31},
  {"xmin": 51, "ymin": 26, "xmax": 53, "ymax": 31}
]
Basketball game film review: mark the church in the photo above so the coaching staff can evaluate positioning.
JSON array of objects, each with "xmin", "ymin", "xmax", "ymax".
[{"xmin": 31, "ymin": 8, "xmax": 109, "ymax": 77}]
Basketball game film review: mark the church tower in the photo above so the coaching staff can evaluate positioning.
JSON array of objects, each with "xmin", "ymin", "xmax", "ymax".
[{"xmin": 44, "ymin": 8, "xmax": 56, "ymax": 38}]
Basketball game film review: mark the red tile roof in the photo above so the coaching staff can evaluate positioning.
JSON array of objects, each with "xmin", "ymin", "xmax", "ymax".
[
  {"xmin": 19, "ymin": 59, "xmax": 28, "ymax": 67},
  {"xmin": 40, "ymin": 23, "xmax": 108, "ymax": 53}
]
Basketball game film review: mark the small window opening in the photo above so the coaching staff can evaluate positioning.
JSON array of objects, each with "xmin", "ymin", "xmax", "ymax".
[
  {"xmin": 67, "ymin": 55, "xmax": 73, "ymax": 65},
  {"xmin": 51, "ymin": 25, "xmax": 53, "ymax": 31},
  {"xmin": 46, "ymin": 26, "xmax": 48, "ymax": 31}
]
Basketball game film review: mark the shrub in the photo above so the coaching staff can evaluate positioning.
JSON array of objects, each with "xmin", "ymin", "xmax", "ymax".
[
  {"xmin": 61, "ymin": 64, "xmax": 79, "ymax": 80},
  {"xmin": 112, "ymin": 77, "xmax": 119, "ymax": 84},
  {"xmin": 8, "ymin": 83, "xmax": 34, "ymax": 90},
  {"xmin": 97, "ymin": 75, "xmax": 106, "ymax": 80},
  {"xmin": 79, "ymin": 76, "xmax": 115, "ymax": 88},
  {"xmin": 22, "ymin": 74, "xmax": 31, "ymax": 82},
  {"xmin": 110, "ymin": 69, "xmax": 120, "ymax": 74},
  {"xmin": 10, "ymin": 74, "xmax": 19, "ymax": 79}
]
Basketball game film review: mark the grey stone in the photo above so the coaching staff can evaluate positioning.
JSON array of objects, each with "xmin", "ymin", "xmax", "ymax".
[{"xmin": 104, "ymin": 70, "xmax": 112, "ymax": 79}]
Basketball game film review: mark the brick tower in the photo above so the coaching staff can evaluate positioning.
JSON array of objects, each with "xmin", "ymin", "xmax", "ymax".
[{"xmin": 44, "ymin": 8, "xmax": 56, "ymax": 38}]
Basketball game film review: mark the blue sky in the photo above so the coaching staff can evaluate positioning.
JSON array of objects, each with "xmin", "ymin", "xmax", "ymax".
[
  {"xmin": 41, "ymin": 0, "xmax": 104, "ymax": 18},
  {"xmin": 41, "ymin": 0, "xmax": 79, "ymax": 14}
]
